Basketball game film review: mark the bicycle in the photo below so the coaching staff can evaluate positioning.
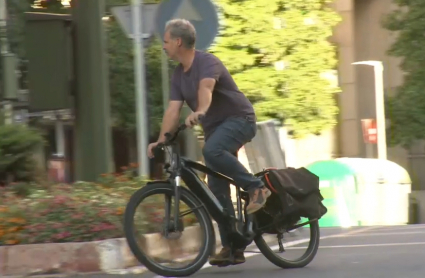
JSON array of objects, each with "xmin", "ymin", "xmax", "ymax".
[{"xmin": 124, "ymin": 122, "xmax": 321, "ymax": 277}]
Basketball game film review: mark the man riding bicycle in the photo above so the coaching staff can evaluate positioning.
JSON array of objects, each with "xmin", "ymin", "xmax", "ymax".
[{"xmin": 147, "ymin": 19, "xmax": 271, "ymax": 266}]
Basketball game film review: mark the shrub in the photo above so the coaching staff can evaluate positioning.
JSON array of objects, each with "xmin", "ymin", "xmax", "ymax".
[
  {"xmin": 0, "ymin": 171, "xmax": 198, "ymax": 246},
  {"xmin": 0, "ymin": 124, "xmax": 45, "ymax": 184}
]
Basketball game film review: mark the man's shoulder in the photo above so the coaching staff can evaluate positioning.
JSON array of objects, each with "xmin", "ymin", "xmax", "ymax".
[
  {"xmin": 171, "ymin": 63, "xmax": 183, "ymax": 76},
  {"xmin": 196, "ymin": 50, "xmax": 222, "ymax": 63}
]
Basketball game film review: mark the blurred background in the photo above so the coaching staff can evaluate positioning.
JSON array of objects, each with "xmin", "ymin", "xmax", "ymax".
[{"xmin": 1, "ymin": 0, "xmax": 425, "ymax": 277}]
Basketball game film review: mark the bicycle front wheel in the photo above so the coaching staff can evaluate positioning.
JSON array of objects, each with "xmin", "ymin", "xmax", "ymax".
[{"xmin": 124, "ymin": 182, "xmax": 215, "ymax": 277}]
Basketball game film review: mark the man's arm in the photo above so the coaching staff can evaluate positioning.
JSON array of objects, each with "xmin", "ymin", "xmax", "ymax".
[
  {"xmin": 196, "ymin": 55, "xmax": 221, "ymax": 113},
  {"xmin": 196, "ymin": 78, "xmax": 215, "ymax": 114},
  {"xmin": 157, "ymin": 100, "xmax": 184, "ymax": 142}
]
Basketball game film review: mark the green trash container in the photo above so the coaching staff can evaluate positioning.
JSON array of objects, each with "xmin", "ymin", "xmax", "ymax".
[
  {"xmin": 336, "ymin": 158, "xmax": 412, "ymax": 226},
  {"xmin": 306, "ymin": 160, "xmax": 359, "ymax": 228}
]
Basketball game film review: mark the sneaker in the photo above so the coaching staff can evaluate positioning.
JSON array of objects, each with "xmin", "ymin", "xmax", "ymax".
[
  {"xmin": 209, "ymin": 247, "xmax": 246, "ymax": 266},
  {"xmin": 246, "ymin": 186, "xmax": 271, "ymax": 214}
]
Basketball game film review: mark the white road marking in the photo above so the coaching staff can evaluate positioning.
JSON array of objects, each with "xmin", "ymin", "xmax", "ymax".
[
  {"xmin": 285, "ymin": 241, "xmax": 425, "ymax": 250},
  {"xmin": 373, "ymin": 224, "xmax": 425, "ymax": 231},
  {"xmin": 336, "ymin": 231, "xmax": 425, "ymax": 237},
  {"xmin": 153, "ymin": 226, "xmax": 379, "ymax": 278}
]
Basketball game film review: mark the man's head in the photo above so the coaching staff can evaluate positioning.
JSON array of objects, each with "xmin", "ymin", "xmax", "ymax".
[{"xmin": 163, "ymin": 19, "xmax": 196, "ymax": 61}]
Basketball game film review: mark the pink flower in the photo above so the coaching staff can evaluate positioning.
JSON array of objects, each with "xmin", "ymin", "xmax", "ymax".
[
  {"xmin": 71, "ymin": 213, "xmax": 84, "ymax": 220},
  {"xmin": 91, "ymin": 223, "xmax": 116, "ymax": 232},
  {"xmin": 28, "ymin": 223, "xmax": 46, "ymax": 231},
  {"xmin": 53, "ymin": 195, "xmax": 68, "ymax": 205},
  {"xmin": 54, "ymin": 231, "xmax": 71, "ymax": 240},
  {"xmin": 52, "ymin": 223, "xmax": 65, "ymax": 229}
]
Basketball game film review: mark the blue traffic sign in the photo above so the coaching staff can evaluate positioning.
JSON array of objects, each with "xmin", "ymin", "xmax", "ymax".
[{"xmin": 155, "ymin": 0, "xmax": 219, "ymax": 51}]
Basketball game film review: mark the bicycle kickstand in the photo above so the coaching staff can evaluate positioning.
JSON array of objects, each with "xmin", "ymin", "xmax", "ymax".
[{"xmin": 277, "ymin": 232, "xmax": 285, "ymax": 253}]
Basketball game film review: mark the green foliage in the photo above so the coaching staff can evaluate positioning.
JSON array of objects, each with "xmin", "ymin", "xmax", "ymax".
[
  {"xmin": 210, "ymin": 0, "xmax": 341, "ymax": 138},
  {"xmin": 0, "ymin": 176, "xmax": 198, "ymax": 245},
  {"xmin": 106, "ymin": 14, "xmax": 165, "ymax": 136},
  {"xmin": 382, "ymin": 0, "xmax": 425, "ymax": 147},
  {"xmin": 0, "ymin": 124, "xmax": 45, "ymax": 183},
  {"xmin": 0, "ymin": 182, "xmax": 131, "ymax": 245}
]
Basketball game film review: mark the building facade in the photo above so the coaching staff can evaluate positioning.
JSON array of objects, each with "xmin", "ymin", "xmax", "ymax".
[{"xmin": 331, "ymin": 0, "xmax": 425, "ymax": 189}]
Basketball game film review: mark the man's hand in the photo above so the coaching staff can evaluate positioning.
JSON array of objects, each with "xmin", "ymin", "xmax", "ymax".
[
  {"xmin": 185, "ymin": 111, "xmax": 205, "ymax": 128},
  {"xmin": 147, "ymin": 142, "xmax": 160, "ymax": 158}
]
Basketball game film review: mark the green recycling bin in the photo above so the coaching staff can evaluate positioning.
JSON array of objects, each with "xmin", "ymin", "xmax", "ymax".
[
  {"xmin": 335, "ymin": 158, "xmax": 412, "ymax": 226},
  {"xmin": 306, "ymin": 160, "xmax": 359, "ymax": 228}
]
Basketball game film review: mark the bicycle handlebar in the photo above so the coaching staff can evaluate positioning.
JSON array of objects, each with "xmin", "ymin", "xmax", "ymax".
[{"xmin": 155, "ymin": 115, "xmax": 204, "ymax": 150}]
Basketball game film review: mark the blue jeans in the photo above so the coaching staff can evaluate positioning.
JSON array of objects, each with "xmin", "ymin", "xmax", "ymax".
[{"xmin": 202, "ymin": 117, "xmax": 263, "ymax": 248}]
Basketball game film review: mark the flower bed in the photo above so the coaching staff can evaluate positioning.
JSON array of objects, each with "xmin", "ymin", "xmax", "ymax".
[{"xmin": 0, "ymin": 171, "xmax": 197, "ymax": 246}]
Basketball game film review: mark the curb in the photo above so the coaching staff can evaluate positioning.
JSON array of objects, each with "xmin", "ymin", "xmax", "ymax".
[{"xmin": 0, "ymin": 223, "xmax": 221, "ymax": 277}]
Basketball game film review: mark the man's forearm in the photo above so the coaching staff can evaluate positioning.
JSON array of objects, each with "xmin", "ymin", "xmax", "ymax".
[
  {"xmin": 157, "ymin": 109, "xmax": 180, "ymax": 142},
  {"xmin": 196, "ymin": 87, "xmax": 212, "ymax": 113}
]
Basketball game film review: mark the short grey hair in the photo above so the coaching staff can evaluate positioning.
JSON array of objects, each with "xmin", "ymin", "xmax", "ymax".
[{"xmin": 165, "ymin": 19, "xmax": 196, "ymax": 49}]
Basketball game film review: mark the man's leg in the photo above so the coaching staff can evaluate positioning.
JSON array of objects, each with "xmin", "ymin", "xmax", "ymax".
[
  {"xmin": 203, "ymin": 117, "xmax": 271, "ymax": 214},
  {"xmin": 206, "ymin": 154, "xmax": 246, "ymax": 266}
]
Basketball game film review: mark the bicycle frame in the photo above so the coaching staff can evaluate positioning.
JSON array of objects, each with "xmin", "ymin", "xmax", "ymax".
[
  {"xmin": 155, "ymin": 122, "xmax": 317, "ymax": 250},
  {"xmin": 162, "ymin": 134, "xmax": 256, "ymax": 247}
]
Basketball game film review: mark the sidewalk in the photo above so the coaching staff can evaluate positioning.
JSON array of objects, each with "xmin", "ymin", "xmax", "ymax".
[{"xmin": 0, "ymin": 223, "xmax": 222, "ymax": 277}]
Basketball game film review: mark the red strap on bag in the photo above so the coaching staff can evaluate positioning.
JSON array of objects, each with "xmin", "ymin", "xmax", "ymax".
[{"xmin": 263, "ymin": 167, "xmax": 278, "ymax": 194}]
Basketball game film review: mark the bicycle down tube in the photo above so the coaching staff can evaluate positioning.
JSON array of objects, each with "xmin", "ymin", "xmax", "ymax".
[{"xmin": 180, "ymin": 166, "xmax": 231, "ymax": 222}]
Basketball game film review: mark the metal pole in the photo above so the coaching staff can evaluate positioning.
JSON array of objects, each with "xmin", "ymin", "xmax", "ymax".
[
  {"xmin": 131, "ymin": 0, "xmax": 149, "ymax": 177},
  {"xmin": 352, "ymin": 61, "xmax": 387, "ymax": 160},
  {"xmin": 0, "ymin": 0, "xmax": 9, "ymax": 54},
  {"xmin": 160, "ymin": 49, "xmax": 170, "ymax": 164},
  {"xmin": 374, "ymin": 62, "xmax": 387, "ymax": 160},
  {"xmin": 0, "ymin": 0, "xmax": 12, "ymax": 125},
  {"xmin": 55, "ymin": 119, "xmax": 65, "ymax": 157},
  {"xmin": 161, "ymin": 50, "xmax": 169, "ymax": 112},
  {"xmin": 366, "ymin": 143, "xmax": 374, "ymax": 158}
]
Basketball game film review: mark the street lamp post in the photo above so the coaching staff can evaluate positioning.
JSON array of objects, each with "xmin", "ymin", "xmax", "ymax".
[
  {"xmin": 131, "ymin": 0, "xmax": 149, "ymax": 177},
  {"xmin": 352, "ymin": 60, "xmax": 387, "ymax": 160}
]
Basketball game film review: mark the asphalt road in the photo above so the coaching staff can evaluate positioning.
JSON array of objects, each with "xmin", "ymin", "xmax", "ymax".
[{"xmin": 68, "ymin": 224, "xmax": 425, "ymax": 278}]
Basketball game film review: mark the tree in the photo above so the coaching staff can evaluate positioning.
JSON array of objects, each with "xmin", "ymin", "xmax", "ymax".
[
  {"xmin": 106, "ymin": 12, "xmax": 165, "ymax": 136},
  {"xmin": 105, "ymin": 0, "xmax": 165, "ymax": 136},
  {"xmin": 210, "ymin": 0, "xmax": 341, "ymax": 138},
  {"xmin": 382, "ymin": 0, "xmax": 425, "ymax": 148}
]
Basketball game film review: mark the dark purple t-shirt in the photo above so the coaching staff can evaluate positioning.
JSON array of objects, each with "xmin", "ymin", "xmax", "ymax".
[{"xmin": 170, "ymin": 50, "xmax": 256, "ymax": 140}]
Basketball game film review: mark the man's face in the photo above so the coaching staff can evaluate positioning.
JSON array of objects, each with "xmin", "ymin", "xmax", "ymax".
[{"xmin": 163, "ymin": 31, "xmax": 180, "ymax": 60}]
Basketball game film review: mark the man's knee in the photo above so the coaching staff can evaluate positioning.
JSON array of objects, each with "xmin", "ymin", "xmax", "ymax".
[
  {"xmin": 202, "ymin": 142, "xmax": 222, "ymax": 161},
  {"xmin": 203, "ymin": 142, "xmax": 238, "ymax": 161}
]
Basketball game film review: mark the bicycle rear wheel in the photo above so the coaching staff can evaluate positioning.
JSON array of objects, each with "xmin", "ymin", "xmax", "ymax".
[
  {"xmin": 254, "ymin": 219, "xmax": 320, "ymax": 269},
  {"xmin": 124, "ymin": 182, "xmax": 215, "ymax": 277}
]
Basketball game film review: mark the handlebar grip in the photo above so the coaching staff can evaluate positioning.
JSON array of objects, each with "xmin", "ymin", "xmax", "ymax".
[
  {"xmin": 153, "ymin": 142, "xmax": 165, "ymax": 152},
  {"xmin": 178, "ymin": 123, "xmax": 187, "ymax": 130}
]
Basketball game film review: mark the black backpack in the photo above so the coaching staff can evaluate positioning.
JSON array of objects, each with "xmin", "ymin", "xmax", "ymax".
[{"xmin": 255, "ymin": 167, "xmax": 327, "ymax": 233}]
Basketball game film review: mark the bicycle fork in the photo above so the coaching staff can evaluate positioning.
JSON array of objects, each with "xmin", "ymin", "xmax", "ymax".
[
  {"xmin": 173, "ymin": 176, "xmax": 182, "ymax": 231},
  {"xmin": 163, "ymin": 175, "xmax": 182, "ymax": 235}
]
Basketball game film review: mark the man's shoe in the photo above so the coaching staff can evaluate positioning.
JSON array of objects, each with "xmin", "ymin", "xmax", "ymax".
[
  {"xmin": 209, "ymin": 247, "xmax": 232, "ymax": 266},
  {"xmin": 232, "ymin": 249, "xmax": 246, "ymax": 265},
  {"xmin": 209, "ymin": 247, "xmax": 246, "ymax": 266},
  {"xmin": 246, "ymin": 186, "xmax": 271, "ymax": 214}
]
